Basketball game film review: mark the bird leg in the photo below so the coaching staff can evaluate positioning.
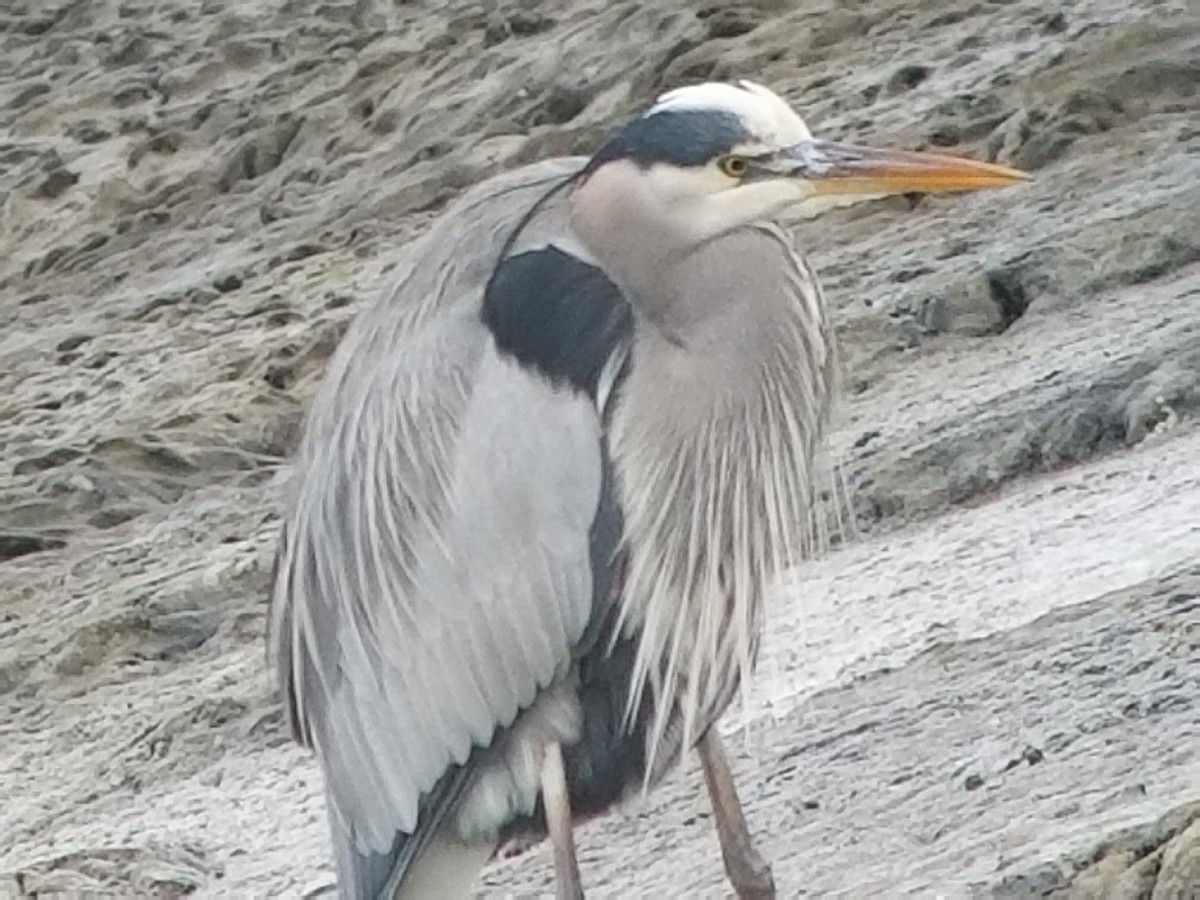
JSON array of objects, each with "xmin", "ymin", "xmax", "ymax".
[
  {"xmin": 698, "ymin": 728, "xmax": 776, "ymax": 900},
  {"xmin": 541, "ymin": 740, "xmax": 585, "ymax": 900}
]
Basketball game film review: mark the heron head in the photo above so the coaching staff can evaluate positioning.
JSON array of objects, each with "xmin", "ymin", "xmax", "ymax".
[{"xmin": 572, "ymin": 80, "xmax": 1028, "ymax": 251}]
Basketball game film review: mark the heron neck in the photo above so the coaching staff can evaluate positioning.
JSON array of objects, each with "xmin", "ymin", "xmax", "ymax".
[
  {"xmin": 607, "ymin": 224, "xmax": 839, "ymax": 775},
  {"xmin": 569, "ymin": 164, "xmax": 700, "ymax": 319}
]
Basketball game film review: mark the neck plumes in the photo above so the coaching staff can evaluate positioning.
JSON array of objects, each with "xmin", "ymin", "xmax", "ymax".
[{"xmin": 603, "ymin": 224, "xmax": 839, "ymax": 779}]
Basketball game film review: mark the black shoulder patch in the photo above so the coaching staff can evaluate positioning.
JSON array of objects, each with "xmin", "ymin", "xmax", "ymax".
[{"xmin": 482, "ymin": 245, "xmax": 633, "ymax": 399}]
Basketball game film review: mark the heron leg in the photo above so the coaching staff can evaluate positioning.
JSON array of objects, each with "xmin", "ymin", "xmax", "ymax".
[
  {"xmin": 698, "ymin": 729, "xmax": 776, "ymax": 900},
  {"xmin": 541, "ymin": 740, "xmax": 585, "ymax": 900}
]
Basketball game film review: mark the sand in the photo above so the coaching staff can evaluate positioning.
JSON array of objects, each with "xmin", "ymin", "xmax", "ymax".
[{"xmin": 2, "ymin": 0, "xmax": 1198, "ymax": 896}]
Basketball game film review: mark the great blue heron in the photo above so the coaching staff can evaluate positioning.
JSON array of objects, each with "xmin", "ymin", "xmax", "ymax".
[{"xmin": 269, "ymin": 80, "xmax": 1027, "ymax": 899}]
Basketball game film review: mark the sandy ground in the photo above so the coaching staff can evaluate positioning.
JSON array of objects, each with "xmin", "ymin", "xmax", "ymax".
[{"xmin": 2, "ymin": 0, "xmax": 1199, "ymax": 896}]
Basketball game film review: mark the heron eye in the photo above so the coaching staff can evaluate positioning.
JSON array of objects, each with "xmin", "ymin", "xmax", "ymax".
[{"xmin": 718, "ymin": 156, "xmax": 749, "ymax": 179}]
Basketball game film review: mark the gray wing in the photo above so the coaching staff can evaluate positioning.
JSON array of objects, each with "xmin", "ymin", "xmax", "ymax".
[{"xmin": 268, "ymin": 159, "xmax": 600, "ymax": 878}]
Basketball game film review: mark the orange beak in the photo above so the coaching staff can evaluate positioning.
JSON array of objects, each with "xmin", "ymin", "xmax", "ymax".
[{"xmin": 777, "ymin": 140, "xmax": 1030, "ymax": 196}]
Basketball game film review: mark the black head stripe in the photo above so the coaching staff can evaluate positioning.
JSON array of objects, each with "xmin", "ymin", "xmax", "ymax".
[{"xmin": 584, "ymin": 108, "xmax": 751, "ymax": 173}]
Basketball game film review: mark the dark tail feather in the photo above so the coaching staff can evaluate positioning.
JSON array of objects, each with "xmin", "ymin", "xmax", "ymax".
[
  {"xmin": 327, "ymin": 762, "xmax": 474, "ymax": 899},
  {"xmin": 326, "ymin": 793, "xmax": 411, "ymax": 900}
]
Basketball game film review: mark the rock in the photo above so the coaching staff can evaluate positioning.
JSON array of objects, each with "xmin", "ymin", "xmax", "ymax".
[
  {"xmin": 10, "ymin": 81, "xmax": 51, "ymax": 109},
  {"xmin": 886, "ymin": 63, "xmax": 930, "ymax": 94},
  {"xmin": 989, "ymin": 88, "xmax": 1127, "ymax": 171},
  {"xmin": 697, "ymin": 5, "xmax": 766, "ymax": 40},
  {"xmin": 0, "ymin": 531, "xmax": 67, "ymax": 561},
  {"xmin": 65, "ymin": 120, "xmax": 113, "ymax": 143},
  {"xmin": 483, "ymin": 9, "xmax": 557, "ymax": 46},
  {"xmin": 33, "ymin": 166, "xmax": 78, "ymax": 199},
  {"xmin": 11, "ymin": 447, "xmax": 84, "ymax": 474},
  {"xmin": 213, "ymin": 271, "xmax": 244, "ymax": 292},
  {"xmin": 1155, "ymin": 818, "xmax": 1200, "ymax": 899},
  {"xmin": 909, "ymin": 262, "xmax": 1032, "ymax": 337},
  {"xmin": 9, "ymin": 846, "xmax": 214, "ymax": 898},
  {"xmin": 1066, "ymin": 851, "xmax": 1140, "ymax": 898},
  {"xmin": 990, "ymin": 802, "xmax": 1200, "ymax": 899},
  {"xmin": 217, "ymin": 115, "xmax": 304, "ymax": 191}
]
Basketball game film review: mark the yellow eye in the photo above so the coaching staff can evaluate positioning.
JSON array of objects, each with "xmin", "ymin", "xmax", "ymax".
[{"xmin": 718, "ymin": 156, "xmax": 748, "ymax": 178}]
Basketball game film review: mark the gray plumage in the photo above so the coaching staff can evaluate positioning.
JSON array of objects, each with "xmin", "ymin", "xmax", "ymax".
[
  {"xmin": 268, "ymin": 80, "xmax": 1028, "ymax": 899},
  {"xmin": 273, "ymin": 159, "xmax": 605, "ymax": 894}
]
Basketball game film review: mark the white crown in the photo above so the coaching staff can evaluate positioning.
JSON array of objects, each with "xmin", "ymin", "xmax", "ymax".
[{"xmin": 649, "ymin": 81, "xmax": 813, "ymax": 145}]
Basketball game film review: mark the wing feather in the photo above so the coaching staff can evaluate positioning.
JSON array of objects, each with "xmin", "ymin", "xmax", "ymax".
[
  {"xmin": 281, "ymin": 333, "xmax": 602, "ymax": 847},
  {"xmin": 269, "ymin": 160, "xmax": 603, "ymax": 867}
]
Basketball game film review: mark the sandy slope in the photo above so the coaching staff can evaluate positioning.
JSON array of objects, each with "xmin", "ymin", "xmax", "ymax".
[{"xmin": 2, "ymin": 0, "xmax": 1199, "ymax": 896}]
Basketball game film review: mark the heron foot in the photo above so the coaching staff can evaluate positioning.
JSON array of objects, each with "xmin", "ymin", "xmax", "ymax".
[
  {"xmin": 721, "ymin": 840, "xmax": 776, "ymax": 900},
  {"xmin": 698, "ymin": 729, "xmax": 776, "ymax": 900}
]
